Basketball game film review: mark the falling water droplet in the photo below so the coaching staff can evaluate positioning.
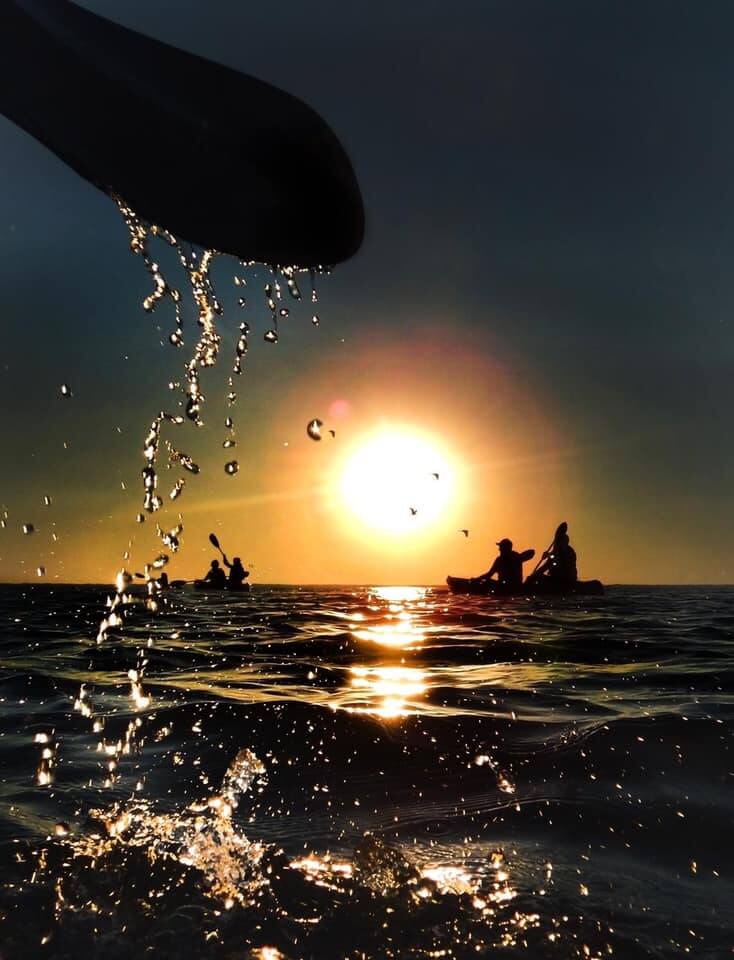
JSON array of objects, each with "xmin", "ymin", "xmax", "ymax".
[
  {"xmin": 225, "ymin": 417, "xmax": 233, "ymax": 429},
  {"xmin": 223, "ymin": 439, "xmax": 236, "ymax": 448},
  {"xmin": 224, "ymin": 460, "xmax": 239, "ymax": 475},
  {"xmin": 23, "ymin": 523, "xmax": 35, "ymax": 535},
  {"xmin": 169, "ymin": 330, "xmax": 184, "ymax": 347},
  {"xmin": 307, "ymin": 419, "xmax": 324, "ymax": 441},
  {"xmin": 136, "ymin": 513, "xmax": 145, "ymax": 524},
  {"xmin": 264, "ymin": 330, "xmax": 278, "ymax": 344},
  {"xmin": 43, "ymin": 495, "xmax": 52, "ymax": 507},
  {"xmin": 37, "ymin": 566, "xmax": 46, "ymax": 577},
  {"xmin": 311, "ymin": 315, "xmax": 320, "ymax": 326},
  {"xmin": 60, "ymin": 384, "xmax": 72, "ymax": 398}
]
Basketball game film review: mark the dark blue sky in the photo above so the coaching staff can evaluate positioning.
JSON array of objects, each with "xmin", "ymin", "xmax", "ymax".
[{"xmin": 1, "ymin": 0, "xmax": 733, "ymax": 582}]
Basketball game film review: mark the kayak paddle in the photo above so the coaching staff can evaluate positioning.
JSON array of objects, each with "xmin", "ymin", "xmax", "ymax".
[
  {"xmin": 2, "ymin": 0, "xmax": 364, "ymax": 266},
  {"xmin": 209, "ymin": 532, "xmax": 226, "ymax": 561}
]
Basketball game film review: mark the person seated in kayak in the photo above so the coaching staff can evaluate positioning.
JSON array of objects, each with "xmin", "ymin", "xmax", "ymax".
[
  {"xmin": 223, "ymin": 555, "xmax": 249, "ymax": 590},
  {"xmin": 532, "ymin": 527, "xmax": 578, "ymax": 584},
  {"xmin": 202, "ymin": 559, "xmax": 226, "ymax": 589},
  {"xmin": 475, "ymin": 538, "xmax": 531, "ymax": 591}
]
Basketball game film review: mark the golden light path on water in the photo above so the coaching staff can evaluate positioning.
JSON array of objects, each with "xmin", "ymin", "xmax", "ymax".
[{"xmin": 9, "ymin": 578, "xmax": 685, "ymax": 958}]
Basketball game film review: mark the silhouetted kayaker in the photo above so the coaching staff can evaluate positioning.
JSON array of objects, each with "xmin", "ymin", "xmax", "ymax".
[
  {"xmin": 202, "ymin": 559, "xmax": 226, "ymax": 589},
  {"xmin": 531, "ymin": 525, "xmax": 578, "ymax": 585},
  {"xmin": 475, "ymin": 538, "xmax": 534, "ymax": 591},
  {"xmin": 223, "ymin": 555, "xmax": 249, "ymax": 590}
]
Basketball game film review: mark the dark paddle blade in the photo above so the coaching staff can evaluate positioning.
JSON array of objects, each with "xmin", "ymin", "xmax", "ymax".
[
  {"xmin": 209, "ymin": 533, "xmax": 221, "ymax": 551},
  {"xmin": 3, "ymin": 0, "xmax": 364, "ymax": 266},
  {"xmin": 519, "ymin": 548, "xmax": 535, "ymax": 563}
]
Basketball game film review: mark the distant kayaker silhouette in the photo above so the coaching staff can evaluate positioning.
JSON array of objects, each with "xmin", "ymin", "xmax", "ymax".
[
  {"xmin": 197, "ymin": 559, "xmax": 226, "ymax": 590},
  {"xmin": 527, "ymin": 522, "xmax": 578, "ymax": 588},
  {"xmin": 223, "ymin": 556, "xmax": 249, "ymax": 591},
  {"xmin": 204, "ymin": 533, "xmax": 250, "ymax": 591},
  {"xmin": 2, "ymin": 0, "xmax": 364, "ymax": 266},
  {"xmin": 474, "ymin": 538, "xmax": 535, "ymax": 592}
]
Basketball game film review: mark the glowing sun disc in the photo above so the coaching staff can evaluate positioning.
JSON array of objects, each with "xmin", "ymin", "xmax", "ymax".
[{"xmin": 339, "ymin": 429, "xmax": 454, "ymax": 535}]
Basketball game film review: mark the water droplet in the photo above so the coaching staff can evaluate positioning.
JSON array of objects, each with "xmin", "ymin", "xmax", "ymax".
[
  {"xmin": 223, "ymin": 439, "xmax": 236, "ymax": 448},
  {"xmin": 307, "ymin": 419, "xmax": 324, "ymax": 441},
  {"xmin": 43, "ymin": 495, "xmax": 52, "ymax": 507},
  {"xmin": 60, "ymin": 384, "xmax": 72, "ymax": 398},
  {"xmin": 224, "ymin": 460, "xmax": 239, "ymax": 475},
  {"xmin": 311, "ymin": 314, "xmax": 320, "ymax": 326},
  {"xmin": 279, "ymin": 307, "xmax": 289, "ymax": 318},
  {"xmin": 237, "ymin": 297, "xmax": 247, "ymax": 308},
  {"xmin": 264, "ymin": 330, "xmax": 278, "ymax": 343},
  {"xmin": 54, "ymin": 822, "xmax": 70, "ymax": 837},
  {"xmin": 23, "ymin": 523, "xmax": 35, "ymax": 535},
  {"xmin": 136, "ymin": 513, "xmax": 145, "ymax": 524},
  {"xmin": 169, "ymin": 330, "xmax": 183, "ymax": 347},
  {"xmin": 225, "ymin": 417, "xmax": 234, "ymax": 429},
  {"xmin": 37, "ymin": 566, "xmax": 46, "ymax": 577}
]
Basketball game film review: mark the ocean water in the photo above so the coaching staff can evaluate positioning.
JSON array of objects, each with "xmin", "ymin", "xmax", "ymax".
[{"xmin": 0, "ymin": 583, "xmax": 732, "ymax": 959}]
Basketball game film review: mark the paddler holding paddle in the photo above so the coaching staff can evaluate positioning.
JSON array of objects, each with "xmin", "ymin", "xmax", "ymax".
[
  {"xmin": 525, "ymin": 522, "xmax": 578, "ymax": 588},
  {"xmin": 201, "ymin": 533, "xmax": 250, "ymax": 591},
  {"xmin": 474, "ymin": 538, "xmax": 535, "ymax": 592}
]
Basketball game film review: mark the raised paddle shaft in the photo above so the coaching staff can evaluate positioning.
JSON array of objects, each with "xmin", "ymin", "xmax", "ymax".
[
  {"xmin": 2, "ymin": 0, "xmax": 364, "ymax": 266},
  {"xmin": 530, "ymin": 521, "xmax": 567, "ymax": 575}
]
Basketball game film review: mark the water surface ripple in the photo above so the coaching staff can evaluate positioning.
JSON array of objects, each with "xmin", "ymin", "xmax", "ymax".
[{"xmin": 0, "ymin": 584, "xmax": 732, "ymax": 958}]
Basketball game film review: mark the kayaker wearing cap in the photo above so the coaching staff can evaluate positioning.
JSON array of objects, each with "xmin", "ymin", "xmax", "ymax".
[{"xmin": 474, "ymin": 538, "xmax": 531, "ymax": 592}]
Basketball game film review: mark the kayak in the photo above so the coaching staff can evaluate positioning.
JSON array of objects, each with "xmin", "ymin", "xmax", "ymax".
[
  {"xmin": 194, "ymin": 582, "xmax": 250, "ymax": 592},
  {"xmin": 184, "ymin": 581, "xmax": 251, "ymax": 592},
  {"xmin": 446, "ymin": 576, "xmax": 604, "ymax": 597}
]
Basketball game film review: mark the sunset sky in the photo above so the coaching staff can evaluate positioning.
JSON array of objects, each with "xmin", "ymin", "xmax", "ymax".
[{"xmin": 1, "ymin": 0, "xmax": 733, "ymax": 584}]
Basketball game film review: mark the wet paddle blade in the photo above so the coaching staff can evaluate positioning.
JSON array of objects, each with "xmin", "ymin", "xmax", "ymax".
[{"xmin": 3, "ymin": 0, "xmax": 364, "ymax": 266}]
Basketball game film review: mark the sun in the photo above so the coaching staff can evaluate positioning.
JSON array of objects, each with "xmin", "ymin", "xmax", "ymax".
[{"xmin": 339, "ymin": 428, "xmax": 455, "ymax": 535}]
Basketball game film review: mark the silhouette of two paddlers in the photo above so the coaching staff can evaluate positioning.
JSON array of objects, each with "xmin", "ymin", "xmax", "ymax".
[{"xmin": 448, "ymin": 522, "xmax": 602, "ymax": 596}]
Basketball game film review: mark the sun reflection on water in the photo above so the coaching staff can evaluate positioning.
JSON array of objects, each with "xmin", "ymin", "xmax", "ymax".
[{"xmin": 347, "ymin": 665, "xmax": 427, "ymax": 717}]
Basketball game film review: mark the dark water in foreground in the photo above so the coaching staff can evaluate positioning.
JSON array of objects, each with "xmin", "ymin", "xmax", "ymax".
[{"xmin": 0, "ymin": 584, "xmax": 732, "ymax": 959}]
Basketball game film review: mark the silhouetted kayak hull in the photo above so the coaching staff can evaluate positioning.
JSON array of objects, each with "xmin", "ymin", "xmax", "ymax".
[
  {"xmin": 192, "ymin": 581, "xmax": 251, "ymax": 592},
  {"xmin": 446, "ymin": 576, "xmax": 604, "ymax": 597}
]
